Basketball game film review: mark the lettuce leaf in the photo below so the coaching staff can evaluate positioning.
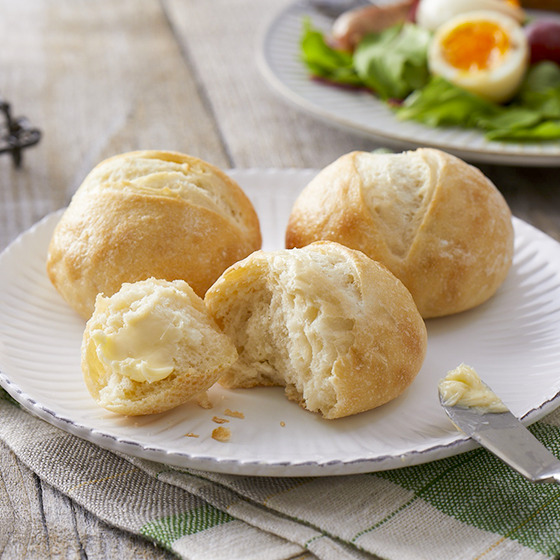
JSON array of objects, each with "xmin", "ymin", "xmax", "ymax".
[
  {"xmin": 300, "ymin": 19, "xmax": 364, "ymax": 87},
  {"xmin": 353, "ymin": 24, "xmax": 431, "ymax": 100},
  {"xmin": 398, "ymin": 63, "xmax": 560, "ymax": 141},
  {"xmin": 517, "ymin": 62, "xmax": 560, "ymax": 118},
  {"xmin": 397, "ymin": 77, "xmax": 500, "ymax": 127}
]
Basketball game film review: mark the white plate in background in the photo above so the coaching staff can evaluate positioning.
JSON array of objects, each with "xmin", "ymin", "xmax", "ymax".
[{"xmin": 258, "ymin": 1, "xmax": 560, "ymax": 166}]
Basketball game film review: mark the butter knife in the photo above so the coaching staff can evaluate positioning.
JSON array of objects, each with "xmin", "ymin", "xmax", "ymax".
[{"xmin": 439, "ymin": 383, "xmax": 560, "ymax": 485}]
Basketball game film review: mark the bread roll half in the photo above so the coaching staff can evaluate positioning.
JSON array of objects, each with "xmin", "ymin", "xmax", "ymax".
[
  {"xmin": 47, "ymin": 150, "xmax": 262, "ymax": 319},
  {"xmin": 285, "ymin": 149, "xmax": 514, "ymax": 318},
  {"xmin": 204, "ymin": 241, "xmax": 427, "ymax": 419},
  {"xmin": 82, "ymin": 278, "xmax": 238, "ymax": 415}
]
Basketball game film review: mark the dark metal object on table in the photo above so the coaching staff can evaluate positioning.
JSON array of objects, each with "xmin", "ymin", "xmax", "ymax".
[{"xmin": 0, "ymin": 98, "xmax": 42, "ymax": 167}]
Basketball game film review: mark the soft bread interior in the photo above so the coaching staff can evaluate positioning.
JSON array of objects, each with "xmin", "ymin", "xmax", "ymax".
[
  {"xmin": 356, "ymin": 150, "xmax": 437, "ymax": 258},
  {"xmin": 82, "ymin": 278, "xmax": 237, "ymax": 415},
  {"xmin": 211, "ymin": 248, "xmax": 362, "ymax": 417}
]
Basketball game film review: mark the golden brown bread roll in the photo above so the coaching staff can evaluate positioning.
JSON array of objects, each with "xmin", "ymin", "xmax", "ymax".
[
  {"xmin": 47, "ymin": 150, "xmax": 262, "ymax": 319},
  {"xmin": 204, "ymin": 241, "xmax": 427, "ymax": 419},
  {"xmin": 82, "ymin": 278, "xmax": 238, "ymax": 415},
  {"xmin": 285, "ymin": 149, "xmax": 514, "ymax": 318}
]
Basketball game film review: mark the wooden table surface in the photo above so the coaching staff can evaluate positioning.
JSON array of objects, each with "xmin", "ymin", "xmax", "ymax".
[{"xmin": 1, "ymin": 1, "xmax": 559, "ymax": 558}]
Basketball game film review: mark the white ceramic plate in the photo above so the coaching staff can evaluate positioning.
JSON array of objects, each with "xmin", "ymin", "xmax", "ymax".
[
  {"xmin": 1, "ymin": 169, "xmax": 560, "ymax": 477},
  {"xmin": 258, "ymin": 1, "xmax": 560, "ymax": 167}
]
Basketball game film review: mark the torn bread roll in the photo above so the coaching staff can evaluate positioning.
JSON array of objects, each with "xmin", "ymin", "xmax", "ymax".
[
  {"xmin": 47, "ymin": 150, "xmax": 262, "ymax": 319},
  {"xmin": 204, "ymin": 241, "xmax": 427, "ymax": 419},
  {"xmin": 82, "ymin": 278, "xmax": 238, "ymax": 415},
  {"xmin": 285, "ymin": 149, "xmax": 514, "ymax": 319}
]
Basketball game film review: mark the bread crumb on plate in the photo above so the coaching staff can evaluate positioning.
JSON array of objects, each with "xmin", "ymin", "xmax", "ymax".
[
  {"xmin": 212, "ymin": 426, "xmax": 231, "ymax": 442},
  {"xmin": 224, "ymin": 408, "xmax": 244, "ymax": 419},
  {"xmin": 195, "ymin": 392, "xmax": 213, "ymax": 409}
]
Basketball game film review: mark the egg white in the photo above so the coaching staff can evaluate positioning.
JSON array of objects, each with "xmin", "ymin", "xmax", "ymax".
[
  {"xmin": 416, "ymin": 0, "xmax": 525, "ymax": 32},
  {"xmin": 428, "ymin": 10, "xmax": 529, "ymax": 104}
]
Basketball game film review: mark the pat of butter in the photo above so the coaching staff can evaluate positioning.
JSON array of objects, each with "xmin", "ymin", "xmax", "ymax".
[
  {"xmin": 438, "ymin": 363, "xmax": 508, "ymax": 413},
  {"xmin": 91, "ymin": 287, "xmax": 195, "ymax": 383}
]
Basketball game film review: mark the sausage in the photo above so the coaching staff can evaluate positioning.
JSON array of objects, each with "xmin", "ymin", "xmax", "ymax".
[{"xmin": 331, "ymin": 0, "xmax": 416, "ymax": 51}]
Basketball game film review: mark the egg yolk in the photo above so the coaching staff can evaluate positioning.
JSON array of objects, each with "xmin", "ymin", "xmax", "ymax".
[{"xmin": 441, "ymin": 21, "xmax": 510, "ymax": 72}]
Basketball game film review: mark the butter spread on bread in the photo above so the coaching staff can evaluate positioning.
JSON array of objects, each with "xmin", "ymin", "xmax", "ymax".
[{"xmin": 82, "ymin": 278, "xmax": 238, "ymax": 415}]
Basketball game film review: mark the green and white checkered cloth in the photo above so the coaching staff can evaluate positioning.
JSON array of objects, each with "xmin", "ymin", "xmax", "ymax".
[{"xmin": 1, "ymin": 387, "xmax": 560, "ymax": 560}]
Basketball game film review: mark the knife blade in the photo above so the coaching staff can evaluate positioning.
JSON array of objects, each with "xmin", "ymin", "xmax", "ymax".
[{"xmin": 439, "ymin": 382, "xmax": 560, "ymax": 484}]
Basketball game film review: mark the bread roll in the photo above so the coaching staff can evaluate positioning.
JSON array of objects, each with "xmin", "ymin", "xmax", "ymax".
[
  {"xmin": 285, "ymin": 149, "xmax": 514, "ymax": 318},
  {"xmin": 204, "ymin": 241, "xmax": 427, "ymax": 419},
  {"xmin": 47, "ymin": 150, "xmax": 262, "ymax": 319},
  {"xmin": 82, "ymin": 278, "xmax": 238, "ymax": 415}
]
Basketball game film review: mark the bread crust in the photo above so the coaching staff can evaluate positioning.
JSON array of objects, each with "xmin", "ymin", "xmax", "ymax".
[
  {"xmin": 47, "ymin": 150, "xmax": 262, "ymax": 319},
  {"xmin": 205, "ymin": 241, "xmax": 427, "ymax": 419},
  {"xmin": 286, "ymin": 149, "xmax": 514, "ymax": 318}
]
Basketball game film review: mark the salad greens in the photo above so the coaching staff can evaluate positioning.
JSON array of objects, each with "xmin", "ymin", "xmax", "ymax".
[
  {"xmin": 300, "ymin": 20, "xmax": 362, "ymax": 87},
  {"xmin": 353, "ymin": 23, "xmax": 431, "ymax": 100},
  {"xmin": 299, "ymin": 20, "xmax": 560, "ymax": 142}
]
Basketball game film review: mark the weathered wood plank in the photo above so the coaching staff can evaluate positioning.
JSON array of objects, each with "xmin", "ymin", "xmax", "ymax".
[
  {"xmin": 163, "ymin": 0, "xmax": 384, "ymax": 169},
  {"xmin": 480, "ymin": 163, "xmax": 560, "ymax": 242},
  {"xmin": 0, "ymin": 0, "xmax": 228, "ymax": 246},
  {"xmin": 0, "ymin": 442, "xmax": 50, "ymax": 557},
  {"xmin": 0, "ymin": 443, "xmax": 175, "ymax": 558}
]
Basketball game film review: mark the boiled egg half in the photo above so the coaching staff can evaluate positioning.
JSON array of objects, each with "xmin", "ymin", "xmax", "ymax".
[{"xmin": 428, "ymin": 11, "xmax": 529, "ymax": 103}]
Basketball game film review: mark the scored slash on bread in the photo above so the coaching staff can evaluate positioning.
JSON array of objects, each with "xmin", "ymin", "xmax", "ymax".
[
  {"xmin": 47, "ymin": 150, "xmax": 262, "ymax": 319},
  {"xmin": 286, "ymin": 149, "xmax": 514, "ymax": 318}
]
